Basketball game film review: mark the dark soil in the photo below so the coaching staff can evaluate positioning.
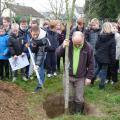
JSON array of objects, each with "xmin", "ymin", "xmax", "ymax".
[
  {"xmin": 0, "ymin": 81, "xmax": 30, "ymax": 120},
  {"xmin": 43, "ymin": 94, "xmax": 65, "ymax": 118},
  {"xmin": 0, "ymin": 81, "xmax": 104, "ymax": 120},
  {"xmin": 43, "ymin": 94, "xmax": 104, "ymax": 119}
]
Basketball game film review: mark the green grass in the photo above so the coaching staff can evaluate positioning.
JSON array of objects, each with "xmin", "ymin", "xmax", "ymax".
[{"xmin": 7, "ymin": 73, "xmax": 120, "ymax": 120}]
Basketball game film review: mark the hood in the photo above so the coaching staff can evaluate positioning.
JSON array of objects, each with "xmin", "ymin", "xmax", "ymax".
[
  {"xmin": 19, "ymin": 28, "xmax": 28, "ymax": 34},
  {"xmin": 32, "ymin": 28, "xmax": 47, "ymax": 41},
  {"xmin": 99, "ymin": 33, "xmax": 114, "ymax": 42},
  {"xmin": 38, "ymin": 28, "xmax": 47, "ymax": 39}
]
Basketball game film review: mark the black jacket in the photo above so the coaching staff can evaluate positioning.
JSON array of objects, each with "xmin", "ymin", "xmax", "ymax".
[
  {"xmin": 56, "ymin": 41, "xmax": 94, "ymax": 79},
  {"xmin": 95, "ymin": 33, "xmax": 116, "ymax": 64},
  {"xmin": 46, "ymin": 29, "xmax": 59, "ymax": 52},
  {"xmin": 85, "ymin": 28, "xmax": 101, "ymax": 53},
  {"xmin": 8, "ymin": 33, "xmax": 25, "ymax": 56},
  {"xmin": 31, "ymin": 37, "xmax": 50, "ymax": 66}
]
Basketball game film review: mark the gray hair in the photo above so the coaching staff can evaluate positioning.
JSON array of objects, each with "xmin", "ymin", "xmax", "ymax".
[
  {"xmin": 11, "ymin": 23, "xmax": 19, "ymax": 30},
  {"xmin": 72, "ymin": 31, "xmax": 84, "ymax": 40}
]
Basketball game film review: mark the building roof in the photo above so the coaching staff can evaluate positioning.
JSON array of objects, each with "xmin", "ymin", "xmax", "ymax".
[{"xmin": 6, "ymin": 3, "xmax": 44, "ymax": 18}]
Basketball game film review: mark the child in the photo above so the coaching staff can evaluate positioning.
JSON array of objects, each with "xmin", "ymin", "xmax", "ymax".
[
  {"xmin": 9, "ymin": 23, "xmax": 26, "ymax": 82},
  {"xmin": 3, "ymin": 17, "xmax": 11, "ymax": 35},
  {"xmin": 106, "ymin": 22, "xmax": 119, "ymax": 84},
  {"xmin": 95, "ymin": 22, "xmax": 116, "ymax": 89},
  {"xmin": 85, "ymin": 18, "xmax": 101, "ymax": 53},
  {"xmin": 85, "ymin": 18, "xmax": 101, "ymax": 85},
  {"xmin": 0, "ymin": 25, "xmax": 9, "ymax": 80},
  {"xmin": 19, "ymin": 16, "xmax": 30, "ymax": 80},
  {"xmin": 46, "ymin": 20, "xmax": 59, "ymax": 77},
  {"xmin": 56, "ymin": 21, "xmax": 66, "ymax": 72},
  {"xmin": 26, "ymin": 26, "xmax": 50, "ymax": 92}
]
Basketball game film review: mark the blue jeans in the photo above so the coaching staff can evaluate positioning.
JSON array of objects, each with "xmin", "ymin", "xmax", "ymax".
[
  {"xmin": 94, "ymin": 63, "xmax": 108, "ymax": 88},
  {"xmin": 99, "ymin": 65, "xmax": 108, "ymax": 88},
  {"xmin": 38, "ymin": 61, "xmax": 45, "ymax": 87}
]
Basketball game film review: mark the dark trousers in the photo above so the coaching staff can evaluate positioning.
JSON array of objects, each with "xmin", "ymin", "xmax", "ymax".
[
  {"xmin": 92, "ymin": 62, "xmax": 108, "ymax": 88},
  {"xmin": 69, "ymin": 77, "xmax": 85, "ymax": 114},
  {"xmin": 0, "ymin": 60, "xmax": 9, "ymax": 79},
  {"xmin": 107, "ymin": 61, "xmax": 119, "ymax": 83},
  {"xmin": 46, "ymin": 52, "xmax": 57, "ymax": 74}
]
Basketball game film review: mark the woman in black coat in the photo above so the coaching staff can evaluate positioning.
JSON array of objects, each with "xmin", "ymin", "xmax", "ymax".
[{"xmin": 93, "ymin": 22, "xmax": 116, "ymax": 89}]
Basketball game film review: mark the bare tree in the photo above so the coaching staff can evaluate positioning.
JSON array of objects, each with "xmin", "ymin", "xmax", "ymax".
[
  {"xmin": 48, "ymin": 0, "xmax": 65, "ymax": 19},
  {"xmin": 64, "ymin": 0, "xmax": 76, "ymax": 113}
]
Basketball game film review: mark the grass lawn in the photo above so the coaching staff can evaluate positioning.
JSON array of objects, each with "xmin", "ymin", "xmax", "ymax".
[{"xmin": 8, "ymin": 73, "xmax": 120, "ymax": 120}]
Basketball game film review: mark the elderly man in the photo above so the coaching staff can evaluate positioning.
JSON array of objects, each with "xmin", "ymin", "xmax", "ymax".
[{"xmin": 57, "ymin": 31, "xmax": 94, "ymax": 114}]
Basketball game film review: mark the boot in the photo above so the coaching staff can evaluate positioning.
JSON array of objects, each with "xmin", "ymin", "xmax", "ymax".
[
  {"xmin": 75, "ymin": 102, "xmax": 84, "ymax": 114},
  {"xmin": 91, "ymin": 76, "xmax": 96, "ymax": 85},
  {"xmin": 69, "ymin": 101, "xmax": 75, "ymax": 115}
]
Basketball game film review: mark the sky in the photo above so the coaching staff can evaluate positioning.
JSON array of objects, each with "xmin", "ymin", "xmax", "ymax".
[{"xmin": 15, "ymin": 0, "xmax": 85, "ymax": 12}]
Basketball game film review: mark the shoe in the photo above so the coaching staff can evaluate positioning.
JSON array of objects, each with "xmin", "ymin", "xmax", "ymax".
[
  {"xmin": 91, "ymin": 76, "xmax": 96, "ymax": 85},
  {"xmin": 32, "ymin": 86, "xmax": 42, "ymax": 93},
  {"xmin": 12, "ymin": 77, "xmax": 17, "ymax": 82},
  {"xmin": 22, "ymin": 77, "xmax": 28, "ymax": 81},
  {"xmin": 53, "ymin": 72, "xmax": 57, "ymax": 76},
  {"xmin": 69, "ymin": 101, "xmax": 75, "ymax": 115},
  {"xmin": 75, "ymin": 102, "xmax": 84, "ymax": 114},
  {"xmin": 105, "ymin": 80, "xmax": 109, "ymax": 84},
  {"xmin": 47, "ymin": 74, "xmax": 52, "ymax": 78},
  {"xmin": 111, "ymin": 81, "xmax": 114, "ymax": 85},
  {"xmin": 29, "ymin": 76, "xmax": 34, "ymax": 80}
]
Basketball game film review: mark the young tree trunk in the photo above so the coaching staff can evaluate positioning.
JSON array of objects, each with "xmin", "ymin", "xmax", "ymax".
[{"xmin": 64, "ymin": 0, "xmax": 76, "ymax": 114}]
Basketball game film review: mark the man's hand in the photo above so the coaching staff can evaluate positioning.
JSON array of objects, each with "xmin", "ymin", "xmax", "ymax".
[
  {"xmin": 34, "ymin": 65, "xmax": 39, "ymax": 70},
  {"xmin": 63, "ymin": 39, "xmax": 69, "ymax": 48},
  {"xmin": 25, "ymin": 43, "xmax": 30, "ymax": 48},
  {"xmin": 85, "ymin": 78, "xmax": 91, "ymax": 86},
  {"xmin": 13, "ymin": 55, "xmax": 18, "ymax": 60}
]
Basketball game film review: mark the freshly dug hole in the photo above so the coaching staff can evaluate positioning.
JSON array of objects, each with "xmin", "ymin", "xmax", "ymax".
[{"xmin": 43, "ymin": 94, "xmax": 104, "ymax": 119}]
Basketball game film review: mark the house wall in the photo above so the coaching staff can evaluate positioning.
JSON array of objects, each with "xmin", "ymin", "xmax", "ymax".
[
  {"xmin": 2, "ymin": 9, "xmax": 45, "ymax": 26},
  {"xmin": 2, "ymin": 8, "xmax": 16, "ymax": 18},
  {"xmin": 2, "ymin": 8, "xmax": 11, "ymax": 17},
  {"xmin": 32, "ymin": 17, "xmax": 45, "ymax": 27},
  {"xmin": 39, "ymin": 18, "xmax": 45, "ymax": 27}
]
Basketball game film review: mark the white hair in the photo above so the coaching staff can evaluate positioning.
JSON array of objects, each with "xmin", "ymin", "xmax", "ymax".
[
  {"xmin": 72, "ymin": 31, "xmax": 84, "ymax": 40},
  {"xmin": 11, "ymin": 23, "xmax": 19, "ymax": 30}
]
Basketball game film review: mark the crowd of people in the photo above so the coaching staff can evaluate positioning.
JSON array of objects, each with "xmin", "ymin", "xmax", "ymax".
[
  {"xmin": 0, "ymin": 16, "xmax": 120, "ymax": 114},
  {"xmin": 0, "ymin": 17, "xmax": 66, "ymax": 90}
]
